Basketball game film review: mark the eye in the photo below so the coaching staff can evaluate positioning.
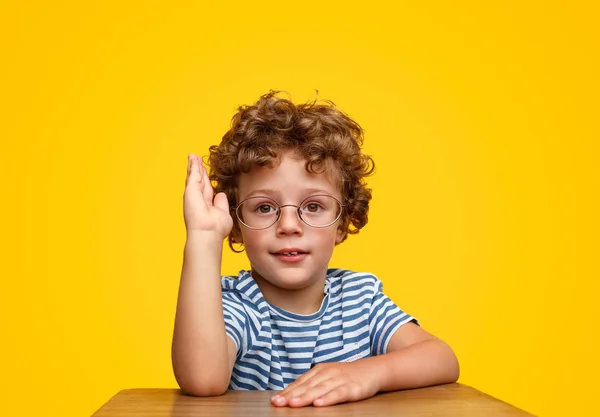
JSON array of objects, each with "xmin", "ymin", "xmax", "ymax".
[
  {"xmin": 302, "ymin": 201, "xmax": 324, "ymax": 213},
  {"xmin": 245, "ymin": 198, "xmax": 278, "ymax": 214},
  {"xmin": 257, "ymin": 204, "xmax": 276, "ymax": 214}
]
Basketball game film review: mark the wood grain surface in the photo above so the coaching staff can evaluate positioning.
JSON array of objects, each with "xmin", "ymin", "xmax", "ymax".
[{"xmin": 92, "ymin": 383, "xmax": 535, "ymax": 416}]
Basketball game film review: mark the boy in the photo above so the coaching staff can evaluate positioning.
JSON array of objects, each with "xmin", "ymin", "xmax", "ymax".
[{"xmin": 172, "ymin": 91, "xmax": 459, "ymax": 407}]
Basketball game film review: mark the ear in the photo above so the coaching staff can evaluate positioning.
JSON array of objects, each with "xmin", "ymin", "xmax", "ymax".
[{"xmin": 335, "ymin": 226, "xmax": 346, "ymax": 244}]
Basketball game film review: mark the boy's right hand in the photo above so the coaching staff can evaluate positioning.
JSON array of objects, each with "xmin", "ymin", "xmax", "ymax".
[{"xmin": 184, "ymin": 154, "xmax": 233, "ymax": 239}]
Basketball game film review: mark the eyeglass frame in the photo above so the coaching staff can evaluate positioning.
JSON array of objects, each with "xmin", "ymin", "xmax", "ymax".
[{"xmin": 232, "ymin": 194, "xmax": 345, "ymax": 230}]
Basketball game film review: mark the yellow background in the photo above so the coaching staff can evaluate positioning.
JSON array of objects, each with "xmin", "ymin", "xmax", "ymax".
[{"xmin": 1, "ymin": 1, "xmax": 598, "ymax": 416}]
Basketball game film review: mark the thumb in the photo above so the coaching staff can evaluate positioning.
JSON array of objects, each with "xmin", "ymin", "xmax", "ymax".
[{"xmin": 213, "ymin": 192, "xmax": 230, "ymax": 212}]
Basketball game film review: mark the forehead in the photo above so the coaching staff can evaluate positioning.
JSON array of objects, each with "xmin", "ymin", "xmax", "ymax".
[{"xmin": 237, "ymin": 153, "xmax": 341, "ymax": 200}]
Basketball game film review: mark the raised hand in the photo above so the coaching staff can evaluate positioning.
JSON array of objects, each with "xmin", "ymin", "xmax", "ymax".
[
  {"xmin": 270, "ymin": 361, "xmax": 380, "ymax": 407},
  {"xmin": 184, "ymin": 154, "xmax": 233, "ymax": 239}
]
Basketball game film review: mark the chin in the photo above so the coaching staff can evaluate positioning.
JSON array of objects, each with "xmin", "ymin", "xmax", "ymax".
[
  {"xmin": 255, "ymin": 269, "xmax": 322, "ymax": 290},
  {"xmin": 270, "ymin": 275, "xmax": 315, "ymax": 290}
]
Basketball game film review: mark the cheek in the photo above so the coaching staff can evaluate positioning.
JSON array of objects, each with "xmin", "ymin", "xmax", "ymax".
[
  {"xmin": 312, "ymin": 229, "xmax": 340, "ymax": 249},
  {"xmin": 240, "ymin": 230, "xmax": 265, "ymax": 253}
]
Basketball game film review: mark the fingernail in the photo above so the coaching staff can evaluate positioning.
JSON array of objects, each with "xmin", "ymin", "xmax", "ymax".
[{"xmin": 272, "ymin": 396, "xmax": 286, "ymax": 406}]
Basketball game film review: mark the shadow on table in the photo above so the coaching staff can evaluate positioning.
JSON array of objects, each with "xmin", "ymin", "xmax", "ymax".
[{"xmin": 170, "ymin": 390, "xmax": 377, "ymax": 417}]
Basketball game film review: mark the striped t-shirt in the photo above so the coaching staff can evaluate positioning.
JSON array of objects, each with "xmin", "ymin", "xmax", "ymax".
[{"xmin": 221, "ymin": 268, "xmax": 417, "ymax": 390}]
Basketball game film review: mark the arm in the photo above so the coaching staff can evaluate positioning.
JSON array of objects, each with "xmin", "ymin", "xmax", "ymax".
[
  {"xmin": 171, "ymin": 154, "xmax": 237, "ymax": 396},
  {"xmin": 272, "ymin": 323, "xmax": 459, "ymax": 407},
  {"xmin": 361, "ymin": 322, "xmax": 459, "ymax": 392}
]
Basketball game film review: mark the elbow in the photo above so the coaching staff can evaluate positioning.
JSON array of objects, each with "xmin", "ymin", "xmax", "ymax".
[
  {"xmin": 447, "ymin": 362, "xmax": 460, "ymax": 384},
  {"xmin": 426, "ymin": 338, "xmax": 460, "ymax": 385},
  {"xmin": 181, "ymin": 383, "xmax": 228, "ymax": 397},
  {"xmin": 452, "ymin": 356, "xmax": 460, "ymax": 382},
  {"xmin": 172, "ymin": 351, "xmax": 232, "ymax": 397},
  {"xmin": 443, "ymin": 342, "xmax": 460, "ymax": 383},
  {"xmin": 173, "ymin": 362, "xmax": 231, "ymax": 397},
  {"xmin": 177, "ymin": 376, "xmax": 230, "ymax": 397}
]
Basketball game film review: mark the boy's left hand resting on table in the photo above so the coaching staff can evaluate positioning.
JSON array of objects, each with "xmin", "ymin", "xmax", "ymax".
[
  {"xmin": 270, "ymin": 322, "xmax": 459, "ymax": 407},
  {"xmin": 270, "ymin": 360, "xmax": 379, "ymax": 407}
]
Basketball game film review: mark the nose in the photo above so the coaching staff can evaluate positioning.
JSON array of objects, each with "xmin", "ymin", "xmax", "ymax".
[{"xmin": 276, "ymin": 206, "xmax": 303, "ymax": 236}]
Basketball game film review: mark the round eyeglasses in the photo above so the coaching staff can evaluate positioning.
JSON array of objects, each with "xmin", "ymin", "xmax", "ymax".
[{"xmin": 234, "ymin": 194, "xmax": 344, "ymax": 230}]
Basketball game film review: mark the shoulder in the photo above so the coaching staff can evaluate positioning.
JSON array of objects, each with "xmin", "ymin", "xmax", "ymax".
[
  {"xmin": 221, "ymin": 270, "xmax": 255, "ymax": 305},
  {"xmin": 221, "ymin": 270, "xmax": 266, "ymax": 314},
  {"xmin": 327, "ymin": 268, "xmax": 381, "ymax": 288},
  {"xmin": 221, "ymin": 270, "xmax": 257, "ymax": 294},
  {"xmin": 326, "ymin": 268, "xmax": 382, "ymax": 297},
  {"xmin": 221, "ymin": 269, "xmax": 250, "ymax": 289}
]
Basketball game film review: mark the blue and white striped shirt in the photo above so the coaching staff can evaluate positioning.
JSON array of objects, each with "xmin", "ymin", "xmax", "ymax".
[{"xmin": 221, "ymin": 268, "xmax": 417, "ymax": 390}]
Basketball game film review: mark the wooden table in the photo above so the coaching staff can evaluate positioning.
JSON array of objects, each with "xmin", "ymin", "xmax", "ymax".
[{"xmin": 92, "ymin": 383, "xmax": 535, "ymax": 416}]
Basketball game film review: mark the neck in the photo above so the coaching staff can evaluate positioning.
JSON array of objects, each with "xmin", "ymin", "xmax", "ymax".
[{"xmin": 250, "ymin": 271, "xmax": 327, "ymax": 315}]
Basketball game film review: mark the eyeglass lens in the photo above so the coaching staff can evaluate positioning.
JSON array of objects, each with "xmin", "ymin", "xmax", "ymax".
[{"xmin": 236, "ymin": 195, "xmax": 341, "ymax": 229}]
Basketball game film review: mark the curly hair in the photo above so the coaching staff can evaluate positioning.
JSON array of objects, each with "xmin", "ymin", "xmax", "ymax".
[{"xmin": 208, "ymin": 90, "xmax": 374, "ymax": 251}]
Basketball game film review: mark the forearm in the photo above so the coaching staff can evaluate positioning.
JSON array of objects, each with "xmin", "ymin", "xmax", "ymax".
[
  {"xmin": 172, "ymin": 231, "xmax": 231, "ymax": 395},
  {"xmin": 366, "ymin": 339, "xmax": 459, "ymax": 392}
]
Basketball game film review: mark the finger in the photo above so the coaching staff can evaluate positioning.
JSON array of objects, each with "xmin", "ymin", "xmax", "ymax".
[
  {"xmin": 188, "ymin": 153, "xmax": 201, "ymax": 184},
  {"xmin": 198, "ymin": 156, "xmax": 214, "ymax": 207},
  {"xmin": 185, "ymin": 154, "xmax": 192, "ymax": 186},
  {"xmin": 213, "ymin": 192, "xmax": 229, "ymax": 212},
  {"xmin": 274, "ymin": 371, "xmax": 332, "ymax": 407},
  {"xmin": 277, "ymin": 370, "xmax": 317, "ymax": 399},
  {"xmin": 312, "ymin": 384, "xmax": 354, "ymax": 407},
  {"xmin": 287, "ymin": 379, "xmax": 343, "ymax": 408},
  {"xmin": 280, "ymin": 364, "xmax": 325, "ymax": 395},
  {"xmin": 189, "ymin": 154, "xmax": 207, "ymax": 188},
  {"xmin": 272, "ymin": 379, "xmax": 310, "ymax": 406}
]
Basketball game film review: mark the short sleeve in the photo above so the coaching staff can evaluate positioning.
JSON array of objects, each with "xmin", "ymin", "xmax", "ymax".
[
  {"xmin": 368, "ymin": 278, "xmax": 418, "ymax": 356},
  {"xmin": 222, "ymin": 293, "xmax": 247, "ymax": 357}
]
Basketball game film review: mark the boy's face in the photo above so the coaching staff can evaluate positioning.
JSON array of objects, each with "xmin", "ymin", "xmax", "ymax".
[{"xmin": 236, "ymin": 152, "xmax": 345, "ymax": 291}]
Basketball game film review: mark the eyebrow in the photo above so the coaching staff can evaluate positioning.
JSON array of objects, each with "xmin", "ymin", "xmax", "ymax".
[{"xmin": 241, "ymin": 188, "xmax": 336, "ymax": 200}]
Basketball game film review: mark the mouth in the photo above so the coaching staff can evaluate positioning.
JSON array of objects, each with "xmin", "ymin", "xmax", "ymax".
[
  {"xmin": 271, "ymin": 248, "xmax": 309, "ymax": 262},
  {"xmin": 275, "ymin": 251, "xmax": 307, "ymax": 256},
  {"xmin": 271, "ymin": 248, "xmax": 309, "ymax": 256}
]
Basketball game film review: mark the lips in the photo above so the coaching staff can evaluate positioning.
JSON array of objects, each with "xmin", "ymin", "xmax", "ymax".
[
  {"xmin": 271, "ymin": 248, "xmax": 308, "ymax": 256},
  {"xmin": 271, "ymin": 248, "xmax": 309, "ymax": 263}
]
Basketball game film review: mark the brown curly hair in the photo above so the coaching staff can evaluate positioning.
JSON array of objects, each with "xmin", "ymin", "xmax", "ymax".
[{"xmin": 208, "ymin": 90, "xmax": 374, "ymax": 251}]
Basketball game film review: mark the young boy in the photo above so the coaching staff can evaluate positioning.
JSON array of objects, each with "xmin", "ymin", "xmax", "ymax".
[{"xmin": 172, "ymin": 91, "xmax": 459, "ymax": 407}]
